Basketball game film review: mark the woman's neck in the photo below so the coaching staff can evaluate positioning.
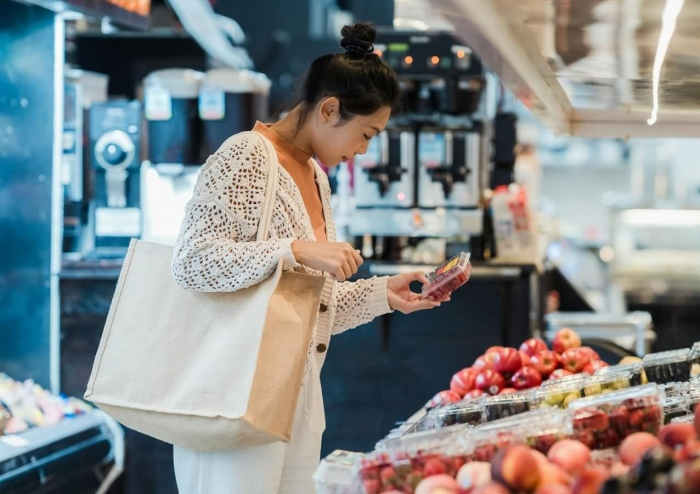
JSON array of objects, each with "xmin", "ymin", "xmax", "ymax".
[{"xmin": 270, "ymin": 106, "xmax": 314, "ymax": 156}]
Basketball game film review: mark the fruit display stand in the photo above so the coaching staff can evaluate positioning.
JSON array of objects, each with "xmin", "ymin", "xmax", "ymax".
[
  {"xmin": 322, "ymin": 334, "xmax": 700, "ymax": 494},
  {"xmin": 0, "ymin": 374, "xmax": 123, "ymax": 494},
  {"xmin": 0, "ymin": 412, "xmax": 122, "ymax": 493}
]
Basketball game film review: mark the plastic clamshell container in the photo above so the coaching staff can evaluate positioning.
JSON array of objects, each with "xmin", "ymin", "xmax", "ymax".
[
  {"xmin": 482, "ymin": 391, "xmax": 534, "ymax": 422},
  {"xmin": 421, "ymin": 252, "xmax": 471, "ymax": 302},
  {"xmin": 470, "ymin": 409, "xmax": 570, "ymax": 461},
  {"xmin": 583, "ymin": 371, "xmax": 633, "ymax": 397},
  {"xmin": 428, "ymin": 400, "xmax": 485, "ymax": 429},
  {"xmin": 643, "ymin": 348, "xmax": 691, "ymax": 384},
  {"xmin": 671, "ymin": 414, "xmax": 695, "ymax": 424},
  {"xmin": 662, "ymin": 394, "xmax": 689, "ymax": 424},
  {"xmin": 357, "ymin": 426, "xmax": 472, "ymax": 494},
  {"xmin": 313, "ymin": 450, "xmax": 365, "ymax": 494},
  {"xmin": 542, "ymin": 373, "xmax": 586, "ymax": 388},
  {"xmin": 683, "ymin": 380, "xmax": 700, "ymax": 413},
  {"xmin": 567, "ymin": 383, "xmax": 664, "ymax": 450},
  {"xmin": 690, "ymin": 342, "xmax": 700, "ymax": 377},
  {"xmin": 595, "ymin": 363, "xmax": 646, "ymax": 387},
  {"xmin": 532, "ymin": 380, "xmax": 585, "ymax": 409}
]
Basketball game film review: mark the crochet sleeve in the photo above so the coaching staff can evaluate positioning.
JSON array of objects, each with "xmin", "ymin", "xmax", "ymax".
[
  {"xmin": 331, "ymin": 277, "xmax": 393, "ymax": 335},
  {"xmin": 172, "ymin": 134, "xmax": 299, "ymax": 292}
]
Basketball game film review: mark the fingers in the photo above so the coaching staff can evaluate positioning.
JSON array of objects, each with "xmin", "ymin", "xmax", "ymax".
[{"xmin": 352, "ymin": 249, "xmax": 364, "ymax": 267}]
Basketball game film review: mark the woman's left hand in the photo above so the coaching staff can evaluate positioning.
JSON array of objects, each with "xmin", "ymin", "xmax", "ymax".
[{"xmin": 386, "ymin": 272, "xmax": 450, "ymax": 314}]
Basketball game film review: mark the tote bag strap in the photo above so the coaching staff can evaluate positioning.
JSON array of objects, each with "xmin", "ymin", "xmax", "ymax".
[{"xmin": 252, "ymin": 132, "xmax": 281, "ymax": 243}]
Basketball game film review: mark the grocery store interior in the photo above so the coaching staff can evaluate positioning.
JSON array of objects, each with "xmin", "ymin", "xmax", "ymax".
[{"xmin": 4, "ymin": 0, "xmax": 700, "ymax": 492}]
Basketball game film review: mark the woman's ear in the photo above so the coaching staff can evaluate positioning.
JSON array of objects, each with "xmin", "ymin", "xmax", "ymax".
[{"xmin": 318, "ymin": 96, "xmax": 341, "ymax": 125}]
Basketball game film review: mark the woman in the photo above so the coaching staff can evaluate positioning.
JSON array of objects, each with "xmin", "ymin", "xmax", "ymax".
[{"xmin": 171, "ymin": 22, "xmax": 449, "ymax": 494}]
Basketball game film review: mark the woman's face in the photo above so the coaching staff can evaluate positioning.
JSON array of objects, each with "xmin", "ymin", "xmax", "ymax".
[{"xmin": 309, "ymin": 97, "xmax": 391, "ymax": 167}]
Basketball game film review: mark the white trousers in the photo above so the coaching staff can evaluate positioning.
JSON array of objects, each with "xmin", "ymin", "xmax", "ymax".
[{"xmin": 173, "ymin": 356, "xmax": 326, "ymax": 494}]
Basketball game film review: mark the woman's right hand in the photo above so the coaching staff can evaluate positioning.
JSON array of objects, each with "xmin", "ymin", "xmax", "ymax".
[{"xmin": 292, "ymin": 241, "xmax": 363, "ymax": 281}]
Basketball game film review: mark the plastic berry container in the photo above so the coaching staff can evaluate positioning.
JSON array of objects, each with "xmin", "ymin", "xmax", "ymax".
[
  {"xmin": 567, "ymin": 383, "xmax": 664, "ymax": 450},
  {"xmin": 643, "ymin": 349, "xmax": 692, "ymax": 384},
  {"xmin": 543, "ymin": 373, "xmax": 587, "ymax": 389},
  {"xmin": 663, "ymin": 394, "xmax": 689, "ymax": 424},
  {"xmin": 470, "ymin": 409, "xmax": 570, "ymax": 461},
  {"xmin": 421, "ymin": 252, "xmax": 472, "ymax": 302},
  {"xmin": 482, "ymin": 391, "xmax": 534, "ymax": 422},
  {"xmin": 690, "ymin": 342, "xmax": 700, "ymax": 377},
  {"xmin": 671, "ymin": 414, "xmax": 695, "ymax": 424},
  {"xmin": 533, "ymin": 380, "xmax": 585, "ymax": 410},
  {"xmin": 583, "ymin": 371, "xmax": 633, "ymax": 397},
  {"xmin": 314, "ymin": 450, "xmax": 365, "ymax": 494},
  {"xmin": 595, "ymin": 363, "xmax": 647, "ymax": 387},
  {"xmin": 358, "ymin": 427, "xmax": 472, "ymax": 494},
  {"xmin": 429, "ymin": 400, "xmax": 485, "ymax": 429},
  {"xmin": 683, "ymin": 381, "xmax": 700, "ymax": 413}
]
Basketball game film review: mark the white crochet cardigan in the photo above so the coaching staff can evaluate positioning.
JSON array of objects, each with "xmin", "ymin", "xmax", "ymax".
[{"xmin": 172, "ymin": 131, "xmax": 392, "ymax": 369}]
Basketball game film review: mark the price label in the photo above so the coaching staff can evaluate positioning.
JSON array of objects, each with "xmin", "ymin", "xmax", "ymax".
[
  {"xmin": 199, "ymin": 86, "xmax": 226, "ymax": 121},
  {"xmin": 145, "ymin": 86, "xmax": 172, "ymax": 121}
]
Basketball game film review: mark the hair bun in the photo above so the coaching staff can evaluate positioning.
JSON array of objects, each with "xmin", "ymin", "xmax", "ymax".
[{"xmin": 340, "ymin": 22, "xmax": 377, "ymax": 55}]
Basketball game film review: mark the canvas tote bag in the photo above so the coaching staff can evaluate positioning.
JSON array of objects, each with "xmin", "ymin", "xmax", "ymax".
[{"xmin": 85, "ymin": 132, "xmax": 326, "ymax": 451}]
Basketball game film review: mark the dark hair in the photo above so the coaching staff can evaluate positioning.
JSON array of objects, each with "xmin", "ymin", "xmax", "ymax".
[{"xmin": 295, "ymin": 22, "xmax": 400, "ymax": 128}]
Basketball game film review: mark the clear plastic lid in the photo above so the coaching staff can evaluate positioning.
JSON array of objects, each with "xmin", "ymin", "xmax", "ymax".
[
  {"xmin": 532, "ymin": 380, "xmax": 585, "ymax": 409},
  {"xmin": 568, "ymin": 383, "xmax": 664, "ymax": 450},
  {"xmin": 662, "ymin": 394, "xmax": 689, "ymax": 424},
  {"xmin": 543, "ymin": 373, "xmax": 586, "ymax": 388},
  {"xmin": 482, "ymin": 391, "xmax": 534, "ymax": 422},
  {"xmin": 683, "ymin": 381, "xmax": 700, "ymax": 412},
  {"xmin": 358, "ymin": 427, "xmax": 473, "ymax": 492},
  {"xmin": 470, "ymin": 409, "xmax": 570, "ymax": 460},
  {"xmin": 429, "ymin": 400, "xmax": 485, "ymax": 429},
  {"xmin": 422, "ymin": 252, "xmax": 472, "ymax": 302},
  {"xmin": 671, "ymin": 414, "xmax": 695, "ymax": 424},
  {"xmin": 583, "ymin": 371, "xmax": 633, "ymax": 396},
  {"xmin": 375, "ymin": 423, "xmax": 469, "ymax": 454},
  {"xmin": 643, "ymin": 349, "xmax": 692, "ymax": 384},
  {"xmin": 644, "ymin": 348, "xmax": 691, "ymax": 366},
  {"xmin": 596, "ymin": 363, "xmax": 646, "ymax": 386},
  {"xmin": 691, "ymin": 341, "xmax": 700, "ymax": 359}
]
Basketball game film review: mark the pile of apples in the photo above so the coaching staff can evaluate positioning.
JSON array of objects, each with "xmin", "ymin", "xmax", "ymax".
[
  {"xmin": 429, "ymin": 329, "xmax": 608, "ymax": 407},
  {"xmin": 406, "ymin": 403, "xmax": 700, "ymax": 494}
]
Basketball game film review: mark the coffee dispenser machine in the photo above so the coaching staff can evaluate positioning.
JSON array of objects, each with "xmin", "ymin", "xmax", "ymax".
[
  {"xmin": 200, "ymin": 69, "xmax": 271, "ymax": 157},
  {"xmin": 417, "ymin": 128, "xmax": 481, "ymax": 208},
  {"xmin": 89, "ymin": 101, "xmax": 143, "ymax": 252},
  {"xmin": 350, "ymin": 31, "xmax": 487, "ymax": 239},
  {"xmin": 354, "ymin": 130, "xmax": 415, "ymax": 208},
  {"xmin": 144, "ymin": 69, "xmax": 205, "ymax": 166}
]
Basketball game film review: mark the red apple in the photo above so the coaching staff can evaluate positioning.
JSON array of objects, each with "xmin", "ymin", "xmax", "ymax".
[
  {"xmin": 451, "ymin": 368, "xmax": 479, "ymax": 397},
  {"xmin": 499, "ymin": 388, "xmax": 518, "ymax": 395},
  {"xmin": 486, "ymin": 346, "xmax": 504, "ymax": 354},
  {"xmin": 427, "ymin": 390, "xmax": 461, "ymax": 409},
  {"xmin": 552, "ymin": 328, "xmax": 581, "ymax": 354},
  {"xmin": 494, "ymin": 348, "xmax": 523, "ymax": 374},
  {"xmin": 510, "ymin": 366, "xmax": 543, "ymax": 390},
  {"xmin": 520, "ymin": 338, "xmax": 548, "ymax": 357},
  {"xmin": 474, "ymin": 356, "xmax": 494, "ymax": 371},
  {"xmin": 549, "ymin": 369, "xmax": 574, "ymax": 381},
  {"xmin": 519, "ymin": 351, "xmax": 531, "ymax": 367},
  {"xmin": 561, "ymin": 348, "xmax": 590, "ymax": 373},
  {"xmin": 577, "ymin": 347, "xmax": 600, "ymax": 362},
  {"xmin": 475, "ymin": 369, "xmax": 506, "ymax": 395},
  {"xmin": 530, "ymin": 350, "xmax": 560, "ymax": 377},
  {"xmin": 583, "ymin": 359, "xmax": 609, "ymax": 375},
  {"xmin": 465, "ymin": 389, "xmax": 486, "ymax": 400}
]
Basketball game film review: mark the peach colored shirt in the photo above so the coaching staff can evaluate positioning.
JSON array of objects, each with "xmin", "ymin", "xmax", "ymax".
[{"xmin": 253, "ymin": 122, "xmax": 327, "ymax": 242}]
